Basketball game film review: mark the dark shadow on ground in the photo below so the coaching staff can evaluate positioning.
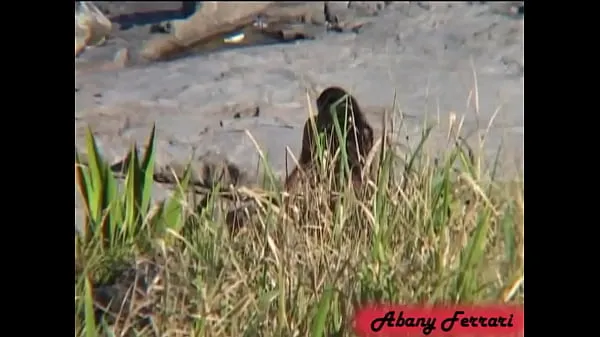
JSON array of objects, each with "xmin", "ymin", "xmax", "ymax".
[{"xmin": 107, "ymin": 2, "xmax": 198, "ymax": 30}]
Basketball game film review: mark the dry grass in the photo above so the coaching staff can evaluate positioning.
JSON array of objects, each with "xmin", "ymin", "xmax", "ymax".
[{"xmin": 75, "ymin": 92, "xmax": 523, "ymax": 337}]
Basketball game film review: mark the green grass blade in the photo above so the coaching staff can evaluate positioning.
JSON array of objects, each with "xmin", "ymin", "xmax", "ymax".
[
  {"xmin": 99, "ymin": 320, "xmax": 115, "ymax": 337},
  {"xmin": 99, "ymin": 164, "xmax": 118, "ymax": 244},
  {"xmin": 85, "ymin": 127, "xmax": 106, "ymax": 223},
  {"xmin": 375, "ymin": 146, "xmax": 392, "ymax": 226},
  {"xmin": 456, "ymin": 138, "xmax": 477, "ymax": 178},
  {"xmin": 75, "ymin": 151, "xmax": 91, "ymax": 211},
  {"xmin": 456, "ymin": 209, "xmax": 492, "ymax": 301},
  {"xmin": 75, "ymin": 151, "xmax": 93, "ymax": 241},
  {"xmin": 105, "ymin": 171, "xmax": 123, "ymax": 241},
  {"xmin": 311, "ymin": 286, "xmax": 334, "ymax": 337},
  {"xmin": 404, "ymin": 125, "xmax": 434, "ymax": 177},
  {"xmin": 162, "ymin": 164, "xmax": 192, "ymax": 234},
  {"xmin": 430, "ymin": 150, "xmax": 457, "ymax": 233},
  {"xmin": 140, "ymin": 123, "xmax": 157, "ymax": 215},
  {"xmin": 501, "ymin": 203, "xmax": 516, "ymax": 265},
  {"xmin": 124, "ymin": 144, "xmax": 142, "ymax": 233},
  {"xmin": 330, "ymin": 95, "xmax": 351, "ymax": 185},
  {"xmin": 83, "ymin": 276, "xmax": 98, "ymax": 337}
]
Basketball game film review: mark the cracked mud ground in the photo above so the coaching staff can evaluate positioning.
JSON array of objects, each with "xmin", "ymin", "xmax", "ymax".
[{"xmin": 75, "ymin": 2, "xmax": 523, "ymax": 231}]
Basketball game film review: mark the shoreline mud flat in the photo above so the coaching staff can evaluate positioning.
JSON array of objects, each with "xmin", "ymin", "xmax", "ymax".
[{"xmin": 75, "ymin": 2, "xmax": 523, "ymax": 229}]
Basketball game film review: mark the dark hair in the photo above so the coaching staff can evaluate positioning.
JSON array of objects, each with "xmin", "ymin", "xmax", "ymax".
[{"xmin": 296, "ymin": 86, "xmax": 374, "ymax": 187}]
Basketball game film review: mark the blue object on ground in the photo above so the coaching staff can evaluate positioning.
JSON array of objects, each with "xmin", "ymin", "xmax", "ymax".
[{"xmin": 115, "ymin": 2, "xmax": 199, "ymax": 30}]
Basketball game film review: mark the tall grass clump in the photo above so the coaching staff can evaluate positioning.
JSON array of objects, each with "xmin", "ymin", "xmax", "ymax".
[{"xmin": 75, "ymin": 95, "xmax": 523, "ymax": 337}]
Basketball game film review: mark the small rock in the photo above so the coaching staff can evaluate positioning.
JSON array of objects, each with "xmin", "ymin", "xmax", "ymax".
[
  {"xmin": 149, "ymin": 22, "xmax": 172, "ymax": 34},
  {"xmin": 141, "ymin": 36, "xmax": 186, "ymax": 61},
  {"xmin": 114, "ymin": 48, "xmax": 130, "ymax": 68}
]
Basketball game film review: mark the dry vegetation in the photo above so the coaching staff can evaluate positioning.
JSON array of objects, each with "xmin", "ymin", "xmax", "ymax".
[{"xmin": 75, "ymin": 90, "xmax": 524, "ymax": 337}]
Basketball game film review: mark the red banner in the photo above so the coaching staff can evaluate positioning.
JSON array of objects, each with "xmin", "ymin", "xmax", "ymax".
[{"xmin": 352, "ymin": 305, "xmax": 524, "ymax": 337}]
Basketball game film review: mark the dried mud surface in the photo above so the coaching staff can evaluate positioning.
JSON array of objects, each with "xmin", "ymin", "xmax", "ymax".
[{"xmin": 75, "ymin": 2, "xmax": 524, "ymax": 230}]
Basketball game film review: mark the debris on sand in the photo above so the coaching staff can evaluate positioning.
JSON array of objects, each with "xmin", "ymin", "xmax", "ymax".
[{"xmin": 141, "ymin": 2, "xmax": 273, "ymax": 61}]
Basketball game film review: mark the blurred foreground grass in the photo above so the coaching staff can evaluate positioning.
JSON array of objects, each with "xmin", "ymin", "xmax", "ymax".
[{"xmin": 74, "ymin": 97, "xmax": 523, "ymax": 337}]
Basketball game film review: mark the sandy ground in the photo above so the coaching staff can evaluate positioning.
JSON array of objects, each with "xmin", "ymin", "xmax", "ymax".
[{"xmin": 75, "ymin": 2, "xmax": 523, "ymax": 228}]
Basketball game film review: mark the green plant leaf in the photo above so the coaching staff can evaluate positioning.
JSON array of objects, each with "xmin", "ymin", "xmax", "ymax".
[
  {"xmin": 501, "ymin": 203, "xmax": 516, "ymax": 265},
  {"xmin": 161, "ymin": 164, "xmax": 192, "ymax": 234},
  {"xmin": 99, "ymin": 320, "xmax": 115, "ymax": 337},
  {"xmin": 456, "ymin": 138, "xmax": 477, "ymax": 178},
  {"xmin": 456, "ymin": 209, "xmax": 491, "ymax": 301},
  {"xmin": 84, "ymin": 276, "xmax": 98, "ymax": 337},
  {"xmin": 330, "ymin": 94, "xmax": 350, "ymax": 184},
  {"xmin": 140, "ymin": 123, "xmax": 157, "ymax": 217},
  {"xmin": 75, "ymin": 151, "xmax": 92, "ymax": 241},
  {"xmin": 311, "ymin": 286, "xmax": 334, "ymax": 337},
  {"xmin": 85, "ymin": 127, "xmax": 106, "ymax": 223},
  {"xmin": 105, "ymin": 169, "xmax": 123, "ymax": 241},
  {"xmin": 404, "ymin": 125, "xmax": 434, "ymax": 177},
  {"xmin": 124, "ymin": 144, "xmax": 142, "ymax": 234}
]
